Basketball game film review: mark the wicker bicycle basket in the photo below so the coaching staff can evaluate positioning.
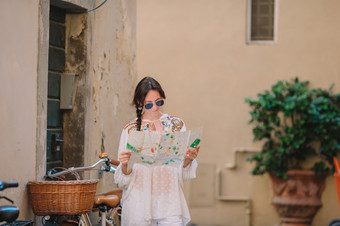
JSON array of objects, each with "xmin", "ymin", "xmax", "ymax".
[{"xmin": 27, "ymin": 179, "xmax": 99, "ymax": 216}]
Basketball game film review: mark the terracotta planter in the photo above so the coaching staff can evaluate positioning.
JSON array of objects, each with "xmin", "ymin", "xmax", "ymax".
[{"xmin": 269, "ymin": 170, "xmax": 327, "ymax": 226}]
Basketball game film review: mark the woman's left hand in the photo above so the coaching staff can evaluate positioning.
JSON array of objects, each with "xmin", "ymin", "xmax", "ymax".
[{"xmin": 183, "ymin": 146, "xmax": 200, "ymax": 168}]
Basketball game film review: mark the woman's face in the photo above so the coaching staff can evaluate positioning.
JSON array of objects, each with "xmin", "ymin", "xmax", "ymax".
[{"xmin": 143, "ymin": 90, "xmax": 163, "ymax": 118}]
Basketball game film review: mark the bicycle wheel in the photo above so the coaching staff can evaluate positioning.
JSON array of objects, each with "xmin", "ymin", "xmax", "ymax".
[
  {"xmin": 112, "ymin": 213, "xmax": 120, "ymax": 226},
  {"xmin": 107, "ymin": 207, "xmax": 121, "ymax": 226},
  {"xmin": 328, "ymin": 219, "xmax": 340, "ymax": 226},
  {"xmin": 79, "ymin": 214, "xmax": 92, "ymax": 226}
]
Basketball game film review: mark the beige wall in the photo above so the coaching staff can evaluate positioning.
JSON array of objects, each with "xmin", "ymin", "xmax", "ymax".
[
  {"xmin": 136, "ymin": 0, "xmax": 340, "ymax": 225},
  {"xmin": 87, "ymin": 0, "xmax": 137, "ymax": 193},
  {"xmin": 0, "ymin": 0, "xmax": 136, "ymax": 222},
  {"xmin": 0, "ymin": 0, "xmax": 40, "ymax": 220}
]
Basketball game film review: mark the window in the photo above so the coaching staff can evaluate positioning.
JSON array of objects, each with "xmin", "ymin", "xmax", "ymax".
[{"xmin": 247, "ymin": 0, "xmax": 278, "ymax": 44}]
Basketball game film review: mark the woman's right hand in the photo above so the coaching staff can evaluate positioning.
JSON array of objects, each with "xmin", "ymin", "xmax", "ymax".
[{"xmin": 119, "ymin": 150, "xmax": 132, "ymax": 175}]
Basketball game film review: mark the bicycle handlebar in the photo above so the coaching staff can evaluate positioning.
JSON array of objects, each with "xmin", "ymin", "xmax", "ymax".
[
  {"xmin": 0, "ymin": 181, "xmax": 18, "ymax": 191},
  {"xmin": 46, "ymin": 154, "xmax": 120, "ymax": 178}
]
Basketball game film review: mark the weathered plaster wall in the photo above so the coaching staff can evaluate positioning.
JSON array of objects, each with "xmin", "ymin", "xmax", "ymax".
[
  {"xmin": 137, "ymin": 0, "xmax": 340, "ymax": 225},
  {"xmin": 0, "ymin": 0, "xmax": 137, "ymax": 222},
  {"xmin": 57, "ymin": 0, "xmax": 137, "ymax": 198},
  {"xmin": 85, "ymin": 0, "xmax": 137, "ymax": 193},
  {"xmin": 0, "ymin": 0, "xmax": 40, "ymax": 221},
  {"xmin": 63, "ymin": 13, "xmax": 88, "ymax": 169},
  {"xmin": 36, "ymin": 0, "xmax": 49, "ymax": 185}
]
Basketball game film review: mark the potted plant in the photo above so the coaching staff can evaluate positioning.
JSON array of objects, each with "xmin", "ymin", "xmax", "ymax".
[{"xmin": 245, "ymin": 77, "xmax": 340, "ymax": 226}]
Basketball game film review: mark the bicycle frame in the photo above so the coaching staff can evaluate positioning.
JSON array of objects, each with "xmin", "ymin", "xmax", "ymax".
[
  {"xmin": 326, "ymin": 157, "xmax": 340, "ymax": 226},
  {"xmin": 42, "ymin": 154, "xmax": 121, "ymax": 226}
]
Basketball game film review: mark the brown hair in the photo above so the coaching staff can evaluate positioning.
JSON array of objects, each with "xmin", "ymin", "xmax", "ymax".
[{"xmin": 133, "ymin": 77, "xmax": 166, "ymax": 131}]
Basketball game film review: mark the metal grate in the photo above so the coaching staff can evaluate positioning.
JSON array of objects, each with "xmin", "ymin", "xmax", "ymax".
[{"xmin": 251, "ymin": 0, "xmax": 275, "ymax": 41}]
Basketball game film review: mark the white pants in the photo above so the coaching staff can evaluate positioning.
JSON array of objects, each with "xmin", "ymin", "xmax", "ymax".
[{"xmin": 151, "ymin": 215, "xmax": 183, "ymax": 226}]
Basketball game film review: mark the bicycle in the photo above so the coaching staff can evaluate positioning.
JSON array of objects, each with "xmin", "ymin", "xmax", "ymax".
[
  {"xmin": 327, "ymin": 157, "xmax": 340, "ymax": 226},
  {"xmin": 0, "ymin": 180, "xmax": 19, "ymax": 224},
  {"xmin": 28, "ymin": 153, "xmax": 122, "ymax": 226}
]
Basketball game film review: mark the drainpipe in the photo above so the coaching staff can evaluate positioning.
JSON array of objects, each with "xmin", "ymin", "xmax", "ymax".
[{"xmin": 216, "ymin": 147, "xmax": 260, "ymax": 226}]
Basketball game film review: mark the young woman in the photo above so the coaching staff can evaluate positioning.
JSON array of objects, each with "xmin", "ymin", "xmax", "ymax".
[{"xmin": 114, "ymin": 77, "xmax": 199, "ymax": 226}]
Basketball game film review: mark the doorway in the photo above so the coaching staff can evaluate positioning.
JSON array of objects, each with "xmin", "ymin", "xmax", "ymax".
[{"xmin": 46, "ymin": 5, "xmax": 66, "ymax": 171}]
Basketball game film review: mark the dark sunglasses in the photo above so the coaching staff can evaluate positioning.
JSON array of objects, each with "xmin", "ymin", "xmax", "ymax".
[{"xmin": 144, "ymin": 99, "xmax": 164, "ymax": 110}]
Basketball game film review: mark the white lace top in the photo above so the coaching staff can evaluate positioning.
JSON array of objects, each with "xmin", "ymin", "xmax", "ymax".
[{"xmin": 114, "ymin": 113, "xmax": 198, "ymax": 226}]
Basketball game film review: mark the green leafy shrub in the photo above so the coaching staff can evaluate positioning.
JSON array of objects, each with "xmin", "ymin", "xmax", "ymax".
[{"xmin": 245, "ymin": 78, "xmax": 340, "ymax": 179}]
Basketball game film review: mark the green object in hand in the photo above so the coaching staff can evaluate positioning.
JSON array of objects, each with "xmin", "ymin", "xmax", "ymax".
[
  {"xmin": 127, "ymin": 143, "xmax": 138, "ymax": 153},
  {"xmin": 190, "ymin": 139, "xmax": 201, "ymax": 148}
]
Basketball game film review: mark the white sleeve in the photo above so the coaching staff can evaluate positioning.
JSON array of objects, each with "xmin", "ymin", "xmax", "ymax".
[
  {"xmin": 182, "ymin": 159, "xmax": 198, "ymax": 181},
  {"xmin": 114, "ymin": 129, "xmax": 133, "ymax": 188},
  {"xmin": 180, "ymin": 121, "xmax": 198, "ymax": 181}
]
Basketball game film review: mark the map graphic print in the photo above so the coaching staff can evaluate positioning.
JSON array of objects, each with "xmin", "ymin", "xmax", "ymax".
[{"xmin": 126, "ymin": 128, "xmax": 202, "ymax": 169}]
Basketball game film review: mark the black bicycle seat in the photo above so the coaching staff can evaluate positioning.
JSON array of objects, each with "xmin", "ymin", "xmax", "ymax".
[{"xmin": 0, "ymin": 206, "xmax": 19, "ymax": 223}]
